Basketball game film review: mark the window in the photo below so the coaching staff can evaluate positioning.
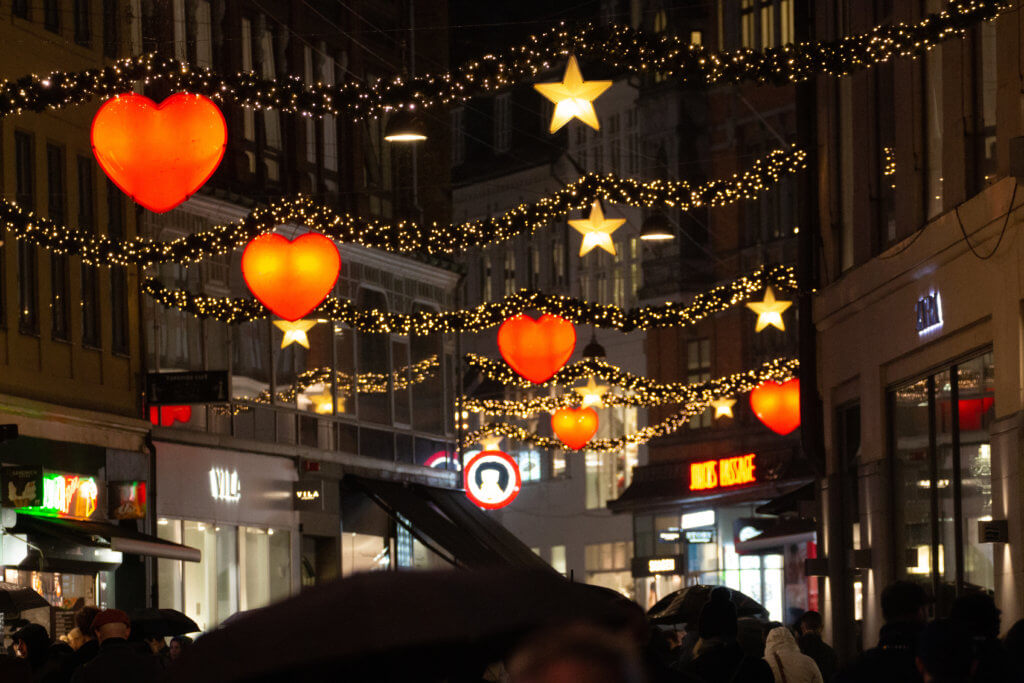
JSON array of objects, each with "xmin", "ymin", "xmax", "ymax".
[
  {"xmin": 503, "ymin": 250, "xmax": 516, "ymax": 295},
  {"xmin": 970, "ymin": 19, "xmax": 998, "ymax": 190},
  {"xmin": 875, "ymin": 62, "xmax": 897, "ymax": 249},
  {"xmin": 15, "ymin": 132, "xmax": 38, "ymax": 335},
  {"xmin": 494, "ymin": 94, "xmax": 511, "ymax": 152},
  {"xmin": 107, "ymin": 180, "xmax": 128, "ymax": 354},
  {"xmin": 891, "ymin": 351, "xmax": 995, "ymax": 617},
  {"xmin": 550, "ymin": 545, "xmax": 567, "ymax": 575},
  {"xmin": 586, "ymin": 407, "xmax": 638, "ymax": 508},
  {"xmin": 740, "ymin": 0, "xmax": 755, "ymax": 48},
  {"xmin": 12, "ymin": 0, "xmax": 28, "ymax": 19},
  {"xmin": 240, "ymin": 17, "xmax": 256, "ymax": 174},
  {"xmin": 552, "ymin": 238, "xmax": 566, "ymax": 287},
  {"xmin": 79, "ymin": 157, "xmax": 99, "ymax": 347},
  {"xmin": 260, "ymin": 28, "xmax": 281, "ymax": 182},
  {"xmin": 47, "ymin": 145, "xmax": 69, "ymax": 341},
  {"xmin": 451, "ymin": 107, "xmax": 465, "ymax": 165},
  {"xmin": 171, "ymin": 0, "xmax": 186, "ymax": 60},
  {"xmin": 779, "ymin": 0, "xmax": 794, "ymax": 45},
  {"xmin": 687, "ymin": 339, "xmax": 712, "ymax": 428},
  {"xmin": 925, "ymin": 0, "xmax": 944, "ymax": 219},
  {"xmin": 74, "ymin": 0, "xmax": 90, "ymax": 45},
  {"xmin": 319, "ymin": 55, "xmax": 338, "ymax": 172},
  {"xmin": 481, "ymin": 255, "xmax": 493, "ymax": 302},
  {"xmin": 44, "ymin": 0, "xmax": 59, "ymax": 32},
  {"xmin": 516, "ymin": 450, "xmax": 543, "ymax": 482},
  {"xmin": 355, "ymin": 287, "xmax": 391, "ymax": 424},
  {"xmin": 759, "ymin": 0, "xmax": 774, "ymax": 48},
  {"xmin": 102, "ymin": 0, "xmax": 118, "ymax": 58},
  {"xmin": 194, "ymin": 0, "xmax": 212, "ymax": 66}
]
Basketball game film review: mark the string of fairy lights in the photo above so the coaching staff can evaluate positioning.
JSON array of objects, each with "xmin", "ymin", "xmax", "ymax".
[
  {"xmin": 0, "ymin": 149, "xmax": 804, "ymax": 267},
  {"xmin": 143, "ymin": 264, "xmax": 796, "ymax": 331},
  {"xmin": 0, "ymin": 0, "xmax": 1005, "ymax": 122},
  {"xmin": 461, "ymin": 358, "xmax": 798, "ymax": 452},
  {"xmin": 463, "ymin": 357, "xmax": 798, "ymax": 417}
]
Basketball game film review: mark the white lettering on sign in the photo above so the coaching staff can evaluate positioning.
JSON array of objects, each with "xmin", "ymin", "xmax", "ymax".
[
  {"xmin": 916, "ymin": 292, "xmax": 943, "ymax": 336},
  {"xmin": 648, "ymin": 558, "xmax": 676, "ymax": 573},
  {"xmin": 209, "ymin": 467, "xmax": 241, "ymax": 502}
]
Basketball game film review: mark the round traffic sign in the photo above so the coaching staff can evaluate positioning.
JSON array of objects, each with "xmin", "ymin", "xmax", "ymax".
[{"xmin": 463, "ymin": 450, "xmax": 521, "ymax": 510}]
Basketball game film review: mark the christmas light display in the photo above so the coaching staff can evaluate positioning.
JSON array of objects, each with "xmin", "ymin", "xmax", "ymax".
[
  {"xmin": 745, "ymin": 286, "xmax": 792, "ymax": 332},
  {"xmin": 90, "ymin": 93, "xmax": 227, "ymax": 213},
  {"xmin": 749, "ymin": 378, "xmax": 801, "ymax": 435},
  {"xmin": 551, "ymin": 406, "xmax": 599, "ymax": 450},
  {"xmin": 273, "ymin": 320, "xmax": 318, "ymax": 349},
  {"xmin": 143, "ymin": 264, "xmax": 796, "ymax": 331},
  {"xmin": 241, "ymin": 233, "xmax": 341, "ymax": 322},
  {"xmin": 497, "ymin": 314, "xmax": 576, "ymax": 383},
  {"xmin": 533, "ymin": 55, "xmax": 611, "ymax": 132},
  {"xmin": 0, "ymin": 1, "xmax": 1004, "ymax": 122},
  {"xmin": 569, "ymin": 201, "xmax": 626, "ymax": 257},
  {"xmin": 0, "ymin": 149, "xmax": 804, "ymax": 268}
]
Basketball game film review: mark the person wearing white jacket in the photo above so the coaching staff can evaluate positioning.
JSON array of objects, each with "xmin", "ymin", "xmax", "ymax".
[{"xmin": 764, "ymin": 626, "xmax": 824, "ymax": 683}]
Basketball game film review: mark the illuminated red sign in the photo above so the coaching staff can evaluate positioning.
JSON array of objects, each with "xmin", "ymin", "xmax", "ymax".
[{"xmin": 689, "ymin": 454, "xmax": 757, "ymax": 491}]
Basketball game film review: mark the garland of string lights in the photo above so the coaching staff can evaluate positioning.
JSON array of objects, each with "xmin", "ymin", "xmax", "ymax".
[
  {"xmin": 143, "ymin": 264, "xmax": 796, "ymax": 332},
  {"xmin": 0, "ymin": 149, "xmax": 804, "ymax": 267},
  {"xmin": 462, "ymin": 359, "xmax": 798, "ymax": 451},
  {"xmin": 463, "ymin": 357, "xmax": 798, "ymax": 417},
  {"xmin": 0, "ymin": 1, "xmax": 1004, "ymax": 121}
]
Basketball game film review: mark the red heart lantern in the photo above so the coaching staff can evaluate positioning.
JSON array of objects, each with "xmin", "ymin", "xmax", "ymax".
[
  {"xmin": 91, "ymin": 93, "xmax": 227, "ymax": 213},
  {"xmin": 749, "ymin": 378, "xmax": 801, "ymax": 435},
  {"xmin": 551, "ymin": 407, "xmax": 599, "ymax": 450},
  {"xmin": 497, "ymin": 314, "xmax": 576, "ymax": 383},
  {"xmin": 241, "ymin": 233, "xmax": 341, "ymax": 321},
  {"xmin": 149, "ymin": 405, "xmax": 192, "ymax": 427}
]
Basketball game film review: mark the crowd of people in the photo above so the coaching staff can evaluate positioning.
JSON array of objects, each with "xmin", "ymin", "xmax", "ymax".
[{"xmin": 0, "ymin": 607, "xmax": 192, "ymax": 683}]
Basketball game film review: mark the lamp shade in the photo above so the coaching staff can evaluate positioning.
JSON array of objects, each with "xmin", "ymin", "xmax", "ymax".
[
  {"xmin": 640, "ymin": 212, "xmax": 675, "ymax": 241},
  {"xmin": 582, "ymin": 333, "xmax": 606, "ymax": 359},
  {"xmin": 384, "ymin": 109, "xmax": 428, "ymax": 142}
]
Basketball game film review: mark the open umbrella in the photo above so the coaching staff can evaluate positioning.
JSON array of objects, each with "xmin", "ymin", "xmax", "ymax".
[
  {"xmin": 167, "ymin": 569, "xmax": 636, "ymax": 682},
  {"xmin": 128, "ymin": 608, "xmax": 199, "ymax": 637},
  {"xmin": 0, "ymin": 582, "xmax": 49, "ymax": 614},
  {"xmin": 647, "ymin": 585, "xmax": 769, "ymax": 625}
]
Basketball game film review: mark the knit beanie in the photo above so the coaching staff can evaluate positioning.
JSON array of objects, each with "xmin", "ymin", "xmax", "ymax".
[{"xmin": 698, "ymin": 586, "xmax": 738, "ymax": 639}]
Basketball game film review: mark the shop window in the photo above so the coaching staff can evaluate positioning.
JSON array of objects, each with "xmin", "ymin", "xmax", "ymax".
[
  {"xmin": 356, "ymin": 287, "xmax": 391, "ymax": 424},
  {"xmin": 585, "ymin": 541, "xmax": 635, "ymax": 600},
  {"xmin": 232, "ymin": 320, "xmax": 270, "ymax": 403},
  {"xmin": 688, "ymin": 339, "xmax": 712, "ymax": 428},
  {"xmin": 157, "ymin": 519, "xmax": 184, "ymax": 612},
  {"xmin": 181, "ymin": 521, "xmax": 217, "ymax": 630},
  {"xmin": 342, "ymin": 533, "xmax": 389, "ymax": 575},
  {"xmin": 240, "ymin": 526, "xmax": 291, "ymax": 610},
  {"xmin": 891, "ymin": 351, "xmax": 995, "ymax": 616},
  {"xmin": 411, "ymin": 302, "xmax": 445, "ymax": 433}
]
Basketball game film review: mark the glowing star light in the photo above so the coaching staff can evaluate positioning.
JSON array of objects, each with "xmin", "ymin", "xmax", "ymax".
[
  {"xmin": 710, "ymin": 397, "xmax": 736, "ymax": 419},
  {"xmin": 274, "ymin": 320, "xmax": 317, "ymax": 349},
  {"xmin": 745, "ymin": 286, "xmax": 793, "ymax": 332},
  {"xmin": 577, "ymin": 376, "xmax": 609, "ymax": 408},
  {"xmin": 533, "ymin": 55, "xmax": 612, "ymax": 133},
  {"xmin": 569, "ymin": 201, "xmax": 626, "ymax": 257},
  {"xmin": 308, "ymin": 388, "xmax": 334, "ymax": 415},
  {"xmin": 479, "ymin": 435, "xmax": 505, "ymax": 452}
]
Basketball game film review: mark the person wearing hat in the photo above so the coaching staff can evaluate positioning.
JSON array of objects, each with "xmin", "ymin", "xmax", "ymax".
[
  {"xmin": 11, "ymin": 622, "xmax": 64, "ymax": 681},
  {"xmin": 69, "ymin": 609, "xmax": 161, "ymax": 683},
  {"xmin": 682, "ymin": 587, "xmax": 774, "ymax": 683}
]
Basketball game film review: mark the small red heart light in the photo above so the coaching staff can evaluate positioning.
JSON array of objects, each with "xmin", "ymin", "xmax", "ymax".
[
  {"xmin": 497, "ymin": 314, "xmax": 576, "ymax": 383},
  {"xmin": 749, "ymin": 378, "xmax": 801, "ymax": 435},
  {"xmin": 241, "ymin": 233, "xmax": 341, "ymax": 321},
  {"xmin": 91, "ymin": 93, "xmax": 227, "ymax": 213},
  {"xmin": 149, "ymin": 405, "xmax": 192, "ymax": 427},
  {"xmin": 551, "ymin": 407, "xmax": 599, "ymax": 450}
]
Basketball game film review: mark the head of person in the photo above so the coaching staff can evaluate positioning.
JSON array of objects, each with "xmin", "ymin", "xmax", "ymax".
[
  {"xmin": 66, "ymin": 628, "xmax": 86, "ymax": 651},
  {"xmin": 881, "ymin": 581, "xmax": 930, "ymax": 625},
  {"xmin": 508, "ymin": 623, "xmax": 644, "ymax": 683},
  {"xmin": 89, "ymin": 610, "xmax": 131, "ymax": 644},
  {"xmin": 144, "ymin": 636, "xmax": 166, "ymax": 654},
  {"xmin": 11, "ymin": 624, "xmax": 50, "ymax": 665},
  {"xmin": 950, "ymin": 591, "xmax": 1000, "ymax": 640},
  {"xmin": 916, "ymin": 619, "xmax": 974, "ymax": 683},
  {"xmin": 74, "ymin": 606, "xmax": 100, "ymax": 641},
  {"xmin": 168, "ymin": 635, "xmax": 192, "ymax": 660},
  {"xmin": 799, "ymin": 610, "xmax": 824, "ymax": 636},
  {"xmin": 698, "ymin": 587, "xmax": 738, "ymax": 643}
]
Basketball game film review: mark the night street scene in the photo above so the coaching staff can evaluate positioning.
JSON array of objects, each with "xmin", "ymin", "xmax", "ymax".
[{"xmin": 0, "ymin": 0, "xmax": 1020, "ymax": 681}]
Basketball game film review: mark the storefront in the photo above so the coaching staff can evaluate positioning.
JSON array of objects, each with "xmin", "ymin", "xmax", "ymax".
[
  {"xmin": 153, "ymin": 442, "xmax": 298, "ymax": 631},
  {"xmin": 611, "ymin": 450, "xmax": 814, "ymax": 622}
]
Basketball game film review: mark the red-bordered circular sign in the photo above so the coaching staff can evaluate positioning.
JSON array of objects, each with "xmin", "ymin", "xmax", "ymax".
[
  {"xmin": 423, "ymin": 451, "xmax": 462, "ymax": 472},
  {"xmin": 463, "ymin": 450, "xmax": 521, "ymax": 510}
]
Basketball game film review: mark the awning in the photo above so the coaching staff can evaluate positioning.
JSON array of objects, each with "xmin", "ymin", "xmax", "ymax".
[
  {"xmin": 734, "ymin": 517, "xmax": 817, "ymax": 555},
  {"xmin": 9, "ymin": 514, "xmax": 201, "ymax": 563},
  {"xmin": 755, "ymin": 482, "xmax": 816, "ymax": 516},
  {"xmin": 344, "ymin": 475, "xmax": 553, "ymax": 572}
]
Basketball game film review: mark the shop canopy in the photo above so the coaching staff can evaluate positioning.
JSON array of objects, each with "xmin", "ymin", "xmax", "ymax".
[
  {"xmin": 344, "ymin": 475, "xmax": 553, "ymax": 571},
  {"xmin": 9, "ymin": 513, "xmax": 201, "ymax": 563}
]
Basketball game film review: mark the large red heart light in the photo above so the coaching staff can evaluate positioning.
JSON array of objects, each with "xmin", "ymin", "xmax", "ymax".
[
  {"xmin": 551, "ymin": 407, "xmax": 599, "ymax": 450},
  {"xmin": 149, "ymin": 405, "xmax": 192, "ymax": 427},
  {"xmin": 242, "ymin": 233, "xmax": 341, "ymax": 321},
  {"xmin": 497, "ymin": 314, "xmax": 576, "ymax": 383},
  {"xmin": 91, "ymin": 92, "xmax": 227, "ymax": 213},
  {"xmin": 749, "ymin": 378, "xmax": 801, "ymax": 435}
]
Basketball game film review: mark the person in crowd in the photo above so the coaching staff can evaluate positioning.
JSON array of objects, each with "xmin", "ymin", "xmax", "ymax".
[
  {"xmin": 797, "ymin": 610, "xmax": 838, "ymax": 682},
  {"xmin": 12, "ymin": 623, "xmax": 63, "ymax": 682},
  {"xmin": 0, "ymin": 652, "xmax": 33, "ymax": 683},
  {"xmin": 1003, "ymin": 619, "xmax": 1024, "ymax": 680},
  {"xmin": 70, "ymin": 609, "xmax": 161, "ymax": 683},
  {"xmin": 168, "ymin": 635, "xmax": 192, "ymax": 662},
  {"xmin": 507, "ymin": 623, "xmax": 646, "ymax": 683},
  {"xmin": 915, "ymin": 619, "xmax": 973, "ymax": 683},
  {"xmin": 68, "ymin": 607, "xmax": 99, "ymax": 667},
  {"xmin": 764, "ymin": 626, "xmax": 823, "ymax": 683},
  {"xmin": 681, "ymin": 587, "xmax": 774, "ymax": 683},
  {"xmin": 835, "ymin": 580, "xmax": 929, "ymax": 683},
  {"xmin": 949, "ymin": 591, "xmax": 1010, "ymax": 682},
  {"xmin": 144, "ymin": 636, "xmax": 171, "ymax": 668}
]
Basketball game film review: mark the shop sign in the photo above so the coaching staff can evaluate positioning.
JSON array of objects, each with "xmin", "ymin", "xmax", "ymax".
[
  {"xmin": 685, "ymin": 529, "xmax": 716, "ymax": 544},
  {"xmin": 916, "ymin": 292, "xmax": 943, "ymax": 336},
  {"xmin": 658, "ymin": 529, "xmax": 682, "ymax": 543},
  {"xmin": 1, "ymin": 465, "xmax": 42, "ymax": 508},
  {"xmin": 689, "ymin": 454, "xmax": 757, "ymax": 491},
  {"xmin": 35, "ymin": 473, "xmax": 99, "ymax": 519},
  {"xmin": 109, "ymin": 481, "xmax": 147, "ymax": 520},
  {"xmin": 146, "ymin": 370, "xmax": 229, "ymax": 405},
  {"xmin": 294, "ymin": 479, "xmax": 324, "ymax": 512},
  {"xmin": 681, "ymin": 509, "xmax": 715, "ymax": 529},
  {"xmin": 648, "ymin": 558, "xmax": 677, "ymax": 573},
  {"xmin": 209, "ymin": 467, "xmax": 241, "ymax": 503}
]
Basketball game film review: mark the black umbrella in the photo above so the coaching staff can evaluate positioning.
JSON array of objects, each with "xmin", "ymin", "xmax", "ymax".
[
  {"xmin": 647, "ymin": 585, "xmax": 769, "ymax": 625},
  {"xmin": 0, "ymin": 582, "xmax": 49, "ymax": 614},
  {"xmin": 128, "ymin": 608, "xmax": 200, "ymax": 638},
  {"xmin": 167, "ymin": 569, "xmax": 636, "ymax": 682}
]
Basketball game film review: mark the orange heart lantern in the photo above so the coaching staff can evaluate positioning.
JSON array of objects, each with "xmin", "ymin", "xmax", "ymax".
[
  {"xmin": 241, "ymin": 233, "xmax": 341, "ymax": 321},
  {"xmin": 91, "ymin": 93, "xmax": 227, "ymax": 213},
  {"xmin": 749, "ymin": 378, "xmax": 801, "ymax": 435},
  {"xmin": 497, "ymin": 314, "xmax": 576, "ymax": 383},
  {"xmin": 149, "ymin": 405, "xmax": 192, "ymax": 427},
  {"xmin": 551, "ymin": 407, "xmax": 599, "ymax": 450}
]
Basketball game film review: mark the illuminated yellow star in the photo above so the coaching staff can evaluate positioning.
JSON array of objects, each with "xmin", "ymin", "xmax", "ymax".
[
  {"xmin": 710, "ymin": 397, "xmax": 736, "ymax": 419},
  {"xmin": 745, "ymin": 287, "xmax": 793, "ymax": 333},
  {"xmin": 577, "ymin": 376, "xmax": 609, "ymax": 408},
  {"xmin": 479, "ymin": 435, "xmax": 504, "ymax": 452},
  {"xmin": 274, "ymin": 320, "xmax": 317, "ymax": 349},
  {"xmin": 309, "ymin": 389, "xmax": 334, "ymax": 415},
  {"xmin": 533, "ymin": 55, "xmax": 612, "ymax": 133},
  {"xmin": 569, "ymin": 201, "xmax": 626, "ymax": 257}
]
